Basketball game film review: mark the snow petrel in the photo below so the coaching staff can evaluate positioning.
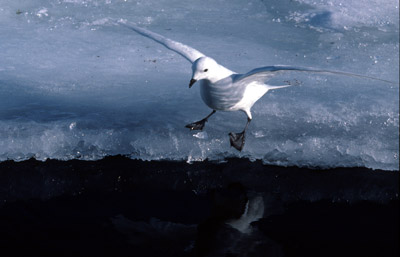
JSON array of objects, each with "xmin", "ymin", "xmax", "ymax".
[{"xmin": 119, "ymin": 21, "xmax": 394, "ymax": 151}]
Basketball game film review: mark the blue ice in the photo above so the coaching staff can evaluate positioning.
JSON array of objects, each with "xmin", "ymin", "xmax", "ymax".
[{"xmin": 0, "ymin": 0, "xmax": 398, "ymax": 170}]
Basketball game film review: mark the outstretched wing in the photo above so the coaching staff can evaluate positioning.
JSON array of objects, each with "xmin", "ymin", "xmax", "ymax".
[
  {"xmin": 236, "ymin": 65, "xmax": 397, "ymax": 85},
  {"xmin": 119, "ymin": 21, "xmax": 205, "ymax": 63}
]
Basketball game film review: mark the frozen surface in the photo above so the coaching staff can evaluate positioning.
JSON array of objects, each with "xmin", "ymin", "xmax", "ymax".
[{"xmin": 0, "ymin": 0, "xmax": 398, "ymax": 170}]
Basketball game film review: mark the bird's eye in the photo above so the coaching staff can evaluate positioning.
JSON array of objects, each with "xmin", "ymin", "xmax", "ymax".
[{"xmin": 203, "ymin": 69, "xmax": 208, "ymax": 72}]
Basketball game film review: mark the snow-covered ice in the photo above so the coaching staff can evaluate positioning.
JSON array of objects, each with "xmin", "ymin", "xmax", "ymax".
[{"xmin": 0, "ymin": 0, "xmax": 398, "ymax": 170}]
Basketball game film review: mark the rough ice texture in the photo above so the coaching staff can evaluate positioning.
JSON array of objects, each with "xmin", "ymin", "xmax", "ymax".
[{"xmin": 0, "ymin": 0, "xmax": 398, "ymax": 170}]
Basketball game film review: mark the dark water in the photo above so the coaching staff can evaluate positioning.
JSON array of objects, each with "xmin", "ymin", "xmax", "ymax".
[{"xmin": 0, "ymin": 156, "xmax": 398, "ymax": 257}]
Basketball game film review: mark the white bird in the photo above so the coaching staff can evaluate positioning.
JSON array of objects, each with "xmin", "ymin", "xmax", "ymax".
[{"xmin": 119, "ymin": 21, "xmax": 395, "ymax": 151}]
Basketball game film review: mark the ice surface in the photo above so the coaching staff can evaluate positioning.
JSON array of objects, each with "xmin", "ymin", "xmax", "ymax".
[{"xmin": 0, "ymin": 0, "xmax": 398, "ymax": 170}]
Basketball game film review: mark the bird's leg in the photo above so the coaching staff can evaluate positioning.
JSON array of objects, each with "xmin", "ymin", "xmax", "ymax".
[
  {"xmin": 185, "ymin": 110, "xmax": 216, "ymax": 131},
  {"xmin": 229, "ymin": 118, "xmax": 251, "ymax": 151}
]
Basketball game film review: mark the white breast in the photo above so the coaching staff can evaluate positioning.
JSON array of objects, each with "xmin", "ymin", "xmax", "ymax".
[{"xmin": 199, "ymin": 77, "xmax": 245, "ymax": 111}]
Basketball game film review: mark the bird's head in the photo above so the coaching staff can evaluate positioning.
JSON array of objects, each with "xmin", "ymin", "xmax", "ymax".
[{"xmin": 189, "ymin": 57, "xmax": 220, "ymax": 88}]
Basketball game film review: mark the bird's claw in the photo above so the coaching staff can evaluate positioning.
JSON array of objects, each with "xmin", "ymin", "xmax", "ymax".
[
  {"xmin": 185, "ymin": 119, "xmax": 207, "ymax": 130},
  {"xmin": 229, "ymin": 131, "xmax": 246, "ymax": 151}
]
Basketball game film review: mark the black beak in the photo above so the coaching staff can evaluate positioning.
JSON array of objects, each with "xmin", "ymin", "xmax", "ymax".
[{"xmin": 189, "ymin": 79, "xmax": 197, "ymax": 88}]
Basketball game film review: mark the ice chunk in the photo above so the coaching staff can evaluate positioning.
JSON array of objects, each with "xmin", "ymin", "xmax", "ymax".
[{"xmin": 193, "ymin": 132, "xmax": 208, "ymax": 140}]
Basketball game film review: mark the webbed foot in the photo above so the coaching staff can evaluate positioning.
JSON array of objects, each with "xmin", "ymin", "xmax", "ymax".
[
  {"xmin": 186, "ymin": 110, "xmax": 216, "ymax": 131},
  {"xmin": 229, "ymin": 131, "xmax": 246, "ymax": 151},
  {"xmin": 185, "ymin": 118, "xmax": 207, "ymax": 131}
]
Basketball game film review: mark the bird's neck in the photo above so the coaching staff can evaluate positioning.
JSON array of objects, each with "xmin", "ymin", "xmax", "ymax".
[{"xmin": 208, "ymin": 64, "xmax": 235, "ymax": 83}]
